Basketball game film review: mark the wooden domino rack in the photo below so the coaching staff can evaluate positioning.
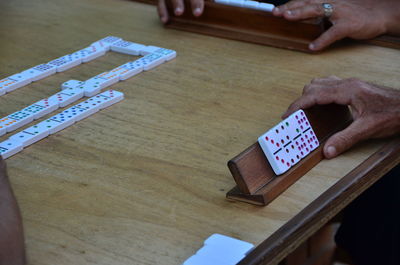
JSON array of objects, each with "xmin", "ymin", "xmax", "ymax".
[
  {"xmin": 226, "ymin": 104, "xmax": 352, "ymax": 206},
  {"xmin": 147, "ymin": 0, "xmax": 400, "ymax": 52},
  {"xmin": 164, "ymin": 0, "xmax": 326, "ymax": 52}
]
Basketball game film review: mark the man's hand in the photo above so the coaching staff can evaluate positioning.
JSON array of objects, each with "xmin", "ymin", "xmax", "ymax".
[
  {"xmin": 158, "ymin": 0, "xmax": 204, "ymax": 24},
  {"xmin": 0, "ymin": 159, "xmax": 26, "ymax": 265},
  {"xmin": 283, "ymin": 76, "xmax": 400, "ymax": 158},
  {"xmin": 273, "ymin": 0, "xmax": 400, "ymax": 51}
]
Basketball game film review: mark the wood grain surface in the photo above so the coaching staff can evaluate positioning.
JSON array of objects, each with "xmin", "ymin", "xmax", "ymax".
[{"xmin": 0, "ymin": 0, "xmax": 399, "ymax": 264}]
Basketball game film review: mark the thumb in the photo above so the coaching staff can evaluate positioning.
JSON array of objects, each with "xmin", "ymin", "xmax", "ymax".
[{"xmin": 323, "ymin": 119, "xmax": 370, "ymax": 159}]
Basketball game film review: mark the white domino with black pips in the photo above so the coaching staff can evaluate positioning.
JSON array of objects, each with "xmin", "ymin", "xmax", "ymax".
[
  {"xmin": 0, "ymin": 90, "xmax": 124, "ymax": 158},
  {"xmin": 0, "ymin": 37, "xmax": 174, "ymax": 133},
  {"xmin": 258, "ymin": 109, "xmax": 319, "ymax": 175},
  {"xmin": 0, "ymin": 36, "xmax": 176, "ymax": 159},
  {"xmin": 0, "ymin": 36, "xmax": 176, "ymax": 97}
]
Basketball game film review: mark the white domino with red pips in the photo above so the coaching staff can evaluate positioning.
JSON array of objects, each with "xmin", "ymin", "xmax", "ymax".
[
  {"xmin": 0, "ymin": 36, "xmax": 176, "ymax": 159},
  {"xmin": 0, "ymin": 36, "xmax": 175, "ymax": 97},
  {"xmin": 0, "ymin": 90, "xmax": 124, "ymax": 159},
  {"xmin": 258, "ymin": 109, "xmax": 319, "ymax": 175},
  {"xmin": 91, "ymin": 36, "xmax": 123, "ymax": 52},
  {"xmin": 111, "ymin": 40, "xmax": 146, "ymax": 56}
]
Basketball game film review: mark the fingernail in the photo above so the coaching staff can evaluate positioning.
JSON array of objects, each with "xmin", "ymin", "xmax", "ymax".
[
  {"xmin": 286, "ymin": 10, "xmax": 293, "ymax": 16},
  {"xmin": 274, "ymin": 7, "xmax": 280, "ymax": 12},
  {"xmin": 309, "ymin": 43, "xmax": 316, "ymax": 50},
  {"xmin": 175, "ymin": 7, "xmax": 183, "ymax": 14},
  {"xmin": 194, "ymin": 7, "xmax": 201, "ymax": 16},
  {"xmin": 326, "ymin": 146, "xmax": 336, "ymax": 158}
]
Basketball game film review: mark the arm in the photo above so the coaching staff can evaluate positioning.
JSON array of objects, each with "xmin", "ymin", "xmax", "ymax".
[
  {"xmin": 273, "ymin": 0, "xmax": 400, "ymax": 51},
  {"xmin": 283, "ymin": 76, "xmax": 400, "ymax": 158},
  {"xmin": 0, "ymin": 159, "xmax": 26, "ymax": 265},
  {"xmin": 158, "ymin": 0, "xmax": 204, "ymax": 24}
]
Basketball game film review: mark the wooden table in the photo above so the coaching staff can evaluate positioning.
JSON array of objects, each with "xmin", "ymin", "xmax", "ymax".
[{"xmin": 0, "ymin": 0, "xmax": 399, "ymax": 264}]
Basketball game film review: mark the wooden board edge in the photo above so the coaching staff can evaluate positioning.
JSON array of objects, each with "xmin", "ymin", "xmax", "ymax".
[
  {"xmin": 226, "ymin": 146, "xmax": 324, "ymax": 205},
  {"xmin": 237, "ymin": 137, "xmax": 400, "ymax": 265},
  {"xmin": 362, "ymin": 35, "xmax": 400, "ymax": 50},
  {"xmin": 166, "ymin": 20, "xmax": 313, "ymax": 53},
  {"xmin": 226, "ymin": 186, "xmax": 267, "ymax": 206}
]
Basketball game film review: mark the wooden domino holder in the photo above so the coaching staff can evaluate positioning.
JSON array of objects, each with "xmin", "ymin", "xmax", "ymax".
[
  {"xmin": 164, "ymin": 0, "xmax": 326, "ymax": 52},
  {"xmin": 160, "ymin": 0, "xmax": 400, "ymax": 52},
  {"xmin": 226, "ymin": 104, "xmax": 352, "ymax": 206}
]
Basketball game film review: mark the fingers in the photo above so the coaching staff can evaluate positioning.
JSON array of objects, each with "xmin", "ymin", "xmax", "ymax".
[
  {"xmin": 282, "ymin": 79, "xmax": 350, "ymax": 118},
  {"xmin": 323, "ymin": 119, "xmax": 371, "ymax": 158},
  {"xmin": 158, "ymin": 0, "xmax": 185, "ymax": 23},
  {"xmin": 281, "ymin": 4, "xmax": 325, "ymax": 21},
  {"xmin": 158, "ymin": 0, "xmax": 169, "ymax": 24},
  {"xmin": 309, "ymin": 24, "xmax": 348, "ymax": 51},
  {"xmin": 307, "ymin": 76, "xmax": 342, "ymax": 90},
  {"xmin": 171, "ymin": 0, "xmax": 184, "ymax": 15},
  {"xmin": 273, "ymin": 0, "xmax": 311, "ymax": 16},
  {"xmin": 190, "ymin": 0, "xmax": 204, "ymax": 16},
  {"xmin": 158, "ymin": 0, "xmax": 203, "ymax": 21},
  {"xmin": 282, "ymin": 94, "xmax": 318, "ymax": 118}
]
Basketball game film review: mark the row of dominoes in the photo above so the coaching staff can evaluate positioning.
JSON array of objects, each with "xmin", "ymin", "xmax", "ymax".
[
  {"xmin": 0, "ymin": 37, "xmax": 176, "ymax": 136},
  {"xmin": 214, "ymin": 0, "xmax": 274, "ymax": 12},
  {"xmin": 0, "ymin": 36, "xmax": 176, "ymax": 96},
  {"xmin": 61, "ymin": 47, "xmax": 176, "ymax": 98},
  {"xmin": 0, "ymin": 90, "xmax": 124, "ymax": 159},
  {"xmin": 183, "ymin": 234, "xmax": 254, "ymax": 265},
  {"xmin": 0, "ymin": 36, "xmax": 176, "ymax": 159},
  {"xmin": 258, "ymin": 109, "xmax": 319, "ymax": 175},
  {"xmin": 0, "ymin": 86, "xmax": 88, "ymax": 136}
]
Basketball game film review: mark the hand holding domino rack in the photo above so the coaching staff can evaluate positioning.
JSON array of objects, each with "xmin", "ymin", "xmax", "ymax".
[
  {"xmin": 226, "ymin": 76, "xmax": 400, "ymax": 205},
  {"xmin": 282, "ymin": 76, "xmax": 400, "ymax": 159},
  {"xmin": 159, "ymin": 0, "xmax": 400, "ymax": 52}
]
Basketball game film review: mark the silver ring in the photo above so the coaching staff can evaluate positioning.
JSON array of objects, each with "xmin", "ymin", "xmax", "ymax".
[{"xmin": 322, "ymin": 3, "xmax": 333, "ymax": 18}]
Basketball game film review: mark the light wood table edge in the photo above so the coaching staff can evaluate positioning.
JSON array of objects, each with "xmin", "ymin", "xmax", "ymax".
[{"xmin": 238, "ymin": 137, "xmax": 400, "ymax": 265}]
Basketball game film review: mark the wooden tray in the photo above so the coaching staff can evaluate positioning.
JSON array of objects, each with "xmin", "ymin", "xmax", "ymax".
[
  {"xmin": 146, "ymin": 0, "xmax": 400, "ymax": 52},
  {"xmin": 226, "ymin": 104, "xmax": 352, "ymax": 205},
  {"xmin": 165, "ymin": 0, "xmax": 326, "ymax": 52}
]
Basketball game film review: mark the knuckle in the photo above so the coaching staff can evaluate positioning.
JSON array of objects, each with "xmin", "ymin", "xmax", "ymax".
[
  {"xmin": 306, "ymin": 93, "xmax": 318, "ymax": 104},
  {"xmin": 346, "ymin": 78, "xmax": 370, "ymax": 93},
  {"xmin": 347, "ymin": 77, "xmax": 361, "ymax": 83},
  {"xmin": 288, "ymin": 102, "xmax": 299, "ymax": 112},
  {"xmin": 333, "ymin": 133, "xmax": 351, "ymax": 148},
  {"xmin": 303, "ymin": 84, "xmax": 313, "ymax": 94},
  {"xmin": 346, "ymin": 78, "xmax": 362, "ymax": 87}
]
